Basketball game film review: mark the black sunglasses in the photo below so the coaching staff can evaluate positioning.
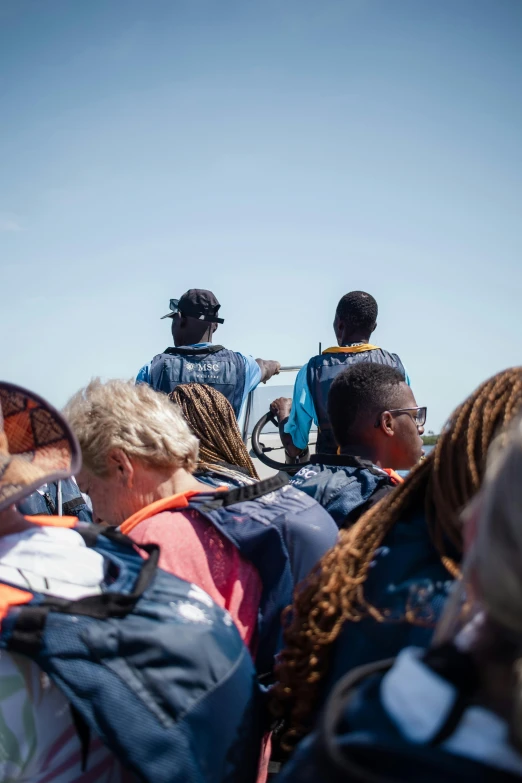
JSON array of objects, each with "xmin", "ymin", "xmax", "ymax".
[{"xmin": 375, "ymin": 406, "xmax": 427, "ymax": 428}]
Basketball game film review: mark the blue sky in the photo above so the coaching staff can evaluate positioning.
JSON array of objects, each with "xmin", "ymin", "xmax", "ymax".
[{"xmin": 1, "ymin": 0, "xmax": 521, "ymax": 431}]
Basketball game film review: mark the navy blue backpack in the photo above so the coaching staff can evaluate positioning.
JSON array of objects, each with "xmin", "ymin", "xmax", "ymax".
[
  {"xmin": 277, "ymin": 647, "xmax": 522, "ymax": 783},
  {"xmin": 0, "ymin": 525, "xmax": 262, "ymax": 783},
  {"xmin": 181, "ymin": 474, "xmax": 339, "ymax": 676}
]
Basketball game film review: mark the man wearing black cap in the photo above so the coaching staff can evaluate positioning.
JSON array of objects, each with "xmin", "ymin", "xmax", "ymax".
[{"xmin": 137, "ymin": 289, "xmax": 280, "ymax": 418}]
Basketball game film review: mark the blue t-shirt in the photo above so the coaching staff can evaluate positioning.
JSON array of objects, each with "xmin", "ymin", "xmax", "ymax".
[
  {"xmin": 284, "ymin": 351, "xmax": 411, "ymax": 451},
  {"xmin": 136, "ymin": 343, "xmax": 261, "ymax": 417}
]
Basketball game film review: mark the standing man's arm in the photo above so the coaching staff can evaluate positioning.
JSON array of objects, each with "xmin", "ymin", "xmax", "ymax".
[
  {"xmin": 270, "ymin": 365, "xmax": 316, "ymax": 459},
  {"xmin": 238, "ymin": 355, "xmax": 281, "ymax": 418},
  {"xmin": 255, "ymin": 358, "xmax": 281, "ymax": 383}
]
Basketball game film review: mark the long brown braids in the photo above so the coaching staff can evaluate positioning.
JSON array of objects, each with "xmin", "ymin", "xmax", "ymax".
[
  {"xmin": 270, "ymin": 367, "xmax": 522, "ymax": 753},
  {"xmin": 169, "ymin": 383, "xmax": 259, "ymax": 479}
]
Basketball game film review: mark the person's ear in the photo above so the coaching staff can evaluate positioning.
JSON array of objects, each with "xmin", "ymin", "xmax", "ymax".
[
  {"xmin": 380, "ymin": 411, "xmax": 395, "ymax": 438},
  {"xmin": 212, "ymin": 322, "xmax": 218, "ymax": 334},
  {"xmin": 371, "ymin": 320, "xmax": 377, "ymax": 334},
  {"xmin": 333, "ymin": 315, "xmax": 342, "ymax": 342},
  {"xmin": 107, "ymin": 449, "xmax": 134, "ymax": 488},
  {"xmin": 179, "ymin": 315, "xmax": 188, "ymax": 329}
]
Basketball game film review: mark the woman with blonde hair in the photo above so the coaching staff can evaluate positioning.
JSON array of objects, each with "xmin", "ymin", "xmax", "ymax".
[
  {"xmin": 271, "ymin": 368, "xmax": 522, "ymax": 756},
  {"xmin": 276, "ymin": 414, "xmax": 522, "ymax": 782},
  {"xmin": 65, "ymin": 379, "xmax": 338, "ymax": 667},
  {"xmin": 65, "ymin": 379, "xmax": 263, "ymax": 650}
]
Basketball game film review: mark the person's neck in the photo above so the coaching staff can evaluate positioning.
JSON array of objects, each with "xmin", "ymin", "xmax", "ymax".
[
  {"xmin": 338, "ymin": 331, "xmax": 372, "ymax": 346},
  {"xmin": 340, "ymin": 443, "xmax": 384, "ymax": 467},
  {"xmin": 174, "ymin": 332, "xmax": 213, "ymax": 347},
  {"xmin": 146, "ymin": 468, "xmax": 208, "ymax": 499}
]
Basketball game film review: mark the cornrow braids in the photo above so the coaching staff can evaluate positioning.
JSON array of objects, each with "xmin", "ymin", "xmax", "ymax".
[
  {"xmin": 169, "ymin": 384, "xmax": 259, "ymax": 480},
  {"xmin": 270, "ymin": 367, "xmax": 522, "ymax": 753}
]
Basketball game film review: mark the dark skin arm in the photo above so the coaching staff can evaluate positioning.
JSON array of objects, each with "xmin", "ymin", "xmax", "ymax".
[
  {"xmin": 256, "ymin": 359, "xmax": 281, "ymax": 383},
  {"xmin": 270, "ymin": 396, "xmax": 307, "ymax": 459}
]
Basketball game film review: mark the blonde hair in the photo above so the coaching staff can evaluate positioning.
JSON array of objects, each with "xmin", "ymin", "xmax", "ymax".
[{"xmin": 64, "ymin": 379, "xmax": 199, "ymax": 476}]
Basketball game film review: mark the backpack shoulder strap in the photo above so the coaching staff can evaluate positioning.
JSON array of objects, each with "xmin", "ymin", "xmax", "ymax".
[
  {"xmin": 193, "ymin": 472, "xmax": 289, "ymax": 511},
  {"xmin": 5, "ymin": 527, "xmax": 160, "ymax": 658},
  {"xmin": 319, "ymin": 657, "xmax": 398, "ymax": 782}
]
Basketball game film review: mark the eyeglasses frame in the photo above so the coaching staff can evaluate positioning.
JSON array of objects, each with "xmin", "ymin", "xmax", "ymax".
[{"xmin": 374, "ymin": 406, "xmax": 427, "ymax": 429}]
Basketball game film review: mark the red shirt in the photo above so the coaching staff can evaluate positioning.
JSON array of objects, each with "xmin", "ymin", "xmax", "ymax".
[{"xmin": 121, "ymin": 493, "xmax": 262, "ymax": 650}]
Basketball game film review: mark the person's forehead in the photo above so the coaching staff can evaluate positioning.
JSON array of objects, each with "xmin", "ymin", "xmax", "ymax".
[{"xmin": 396, "ymin": 382, "xmax": 418, "ymax": 408}]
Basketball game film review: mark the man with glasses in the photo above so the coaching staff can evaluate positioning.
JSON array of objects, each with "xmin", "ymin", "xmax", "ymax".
[
  {"xmin": 137, "ymin": 289, "xmax": 280, "ymax": 418},
  {"xmin": 289, "ymin": 364, "xmax": 425, "ymax": 528}
]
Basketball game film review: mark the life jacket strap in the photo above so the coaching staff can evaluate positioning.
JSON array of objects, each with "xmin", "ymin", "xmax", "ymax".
[
  {"xmin": 120, "ymin": 473, "xmax": 290, "ymax": 534},
  {"xmin": 322, "ymin": 345, "xmax": 380, "ymax": 354},
  {"xmin": 164, "ymin": 345, "xmax": 226, "ymax": 356},
  {"xmin": 382, "ymin": 468, "xmax": 404, "ymax": 485}
]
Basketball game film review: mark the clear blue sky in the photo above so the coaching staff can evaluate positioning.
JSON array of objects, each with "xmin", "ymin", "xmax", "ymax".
[{"xmin": 1, "ymin": 0, "xmax": 521, "ymax": 431}]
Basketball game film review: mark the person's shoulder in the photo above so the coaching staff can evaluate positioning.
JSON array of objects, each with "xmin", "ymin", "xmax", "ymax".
[
  {"xmin": 233, "ymin": 350, "xmax": 257, "ymax": 365},
  {"xmin": 136, "ymin": 363, "xmax": 151, "ymax": 384},
  {"xmin": 381, "ymin": 347, "xmax": 405, "ymax": 364},
  {"xmin": 276, "ymin": 483, "xmax": 339, "ymax": 528},
  {"xmin": 125, "ymin": 508, "xmax": 193, "ymax": 541}
]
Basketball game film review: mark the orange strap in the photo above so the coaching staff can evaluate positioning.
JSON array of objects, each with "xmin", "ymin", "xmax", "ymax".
[
  {"xmin": 0, "ymin": 585, "xmax": 33, "ymax": 626},
  {"xmin": 24, "ymin": 515, "xmax": 78, "ymax": 528},
  {"xmin": 120, "ymin": 488, "xmax": 224, "ymax": 536},
  {"xmin": 382, "ymin": 468, "xmax": 404, "ymax": 485},
  {"xmin": 322, "ymin": 345, "xmax": 380, "ymax": 355}
]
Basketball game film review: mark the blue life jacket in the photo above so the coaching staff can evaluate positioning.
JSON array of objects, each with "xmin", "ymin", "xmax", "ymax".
[
  {"xmin": 123, "ymin": 475, "xmax": 339, "ymax": 677},
  {"xmin": 278, "ymin": 645, "xmax": 519, "ymax": 783},
  {"xmin": 290, "ymin": 455, "xmax": 399, "ymax": 528},
  {"xmin": 150, "ymin": 345, "xmax": 246, "ymax": 417},
  {"xmin": 0, "ymin": 524, "xmax": 261, "ymax": 783},
  {"xmin": 324, "ymin": 509, "xmax": 456, "ymax": 700},
  {"xmin": 194, "ymin": 463, "xmax": 257, "ymax": 490},
  {"xmin": 17, "ymin": 478, "xmax": 93, "ymax": 523},
  {"xmin": 307, "ymin": 346, "xmax": 406, "ymax": 454}
]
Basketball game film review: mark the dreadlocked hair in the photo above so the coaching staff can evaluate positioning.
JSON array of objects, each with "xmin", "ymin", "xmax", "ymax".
[
  {"xmin": 270, "ymin": 367, "xmax": 522, "ymax": 754},
  {"xmin": 169, "ymin": 383, "xmax": 259, "ymax": 480}
]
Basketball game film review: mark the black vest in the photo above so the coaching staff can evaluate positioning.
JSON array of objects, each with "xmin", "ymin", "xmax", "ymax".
[
  {"xmin": 307, "ymin": 347, "xmax": 406, "ymax": 453},
  {"xmin": 150, "ymin": 345, "xmax": 246, "ymax": 417}
]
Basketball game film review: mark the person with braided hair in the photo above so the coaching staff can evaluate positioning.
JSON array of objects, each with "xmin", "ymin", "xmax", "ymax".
[
  {"xmin": 270, "ymin": 367, "xmax": 522, "ymax": 761},
  {"xmin": 276, "ymin": 413, "xmax": 522, "ymax": 783},
  {"xmin": 169, "ymin": 383, "xmax": 260, "ymax": 489},
  {"xmin": 66, "ymin": 379, "xmax": 338, "ymax": 669}
]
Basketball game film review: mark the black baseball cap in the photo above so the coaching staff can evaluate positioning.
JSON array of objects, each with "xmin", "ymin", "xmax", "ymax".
[{"xmin": 161, "ymin": 289, "xmax": 224, "ymax": 323}]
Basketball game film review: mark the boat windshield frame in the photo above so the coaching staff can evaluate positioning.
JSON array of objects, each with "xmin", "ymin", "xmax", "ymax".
[{"xmin": 241, "ymin": 365, "xmax": 303, "ymax": 443}]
